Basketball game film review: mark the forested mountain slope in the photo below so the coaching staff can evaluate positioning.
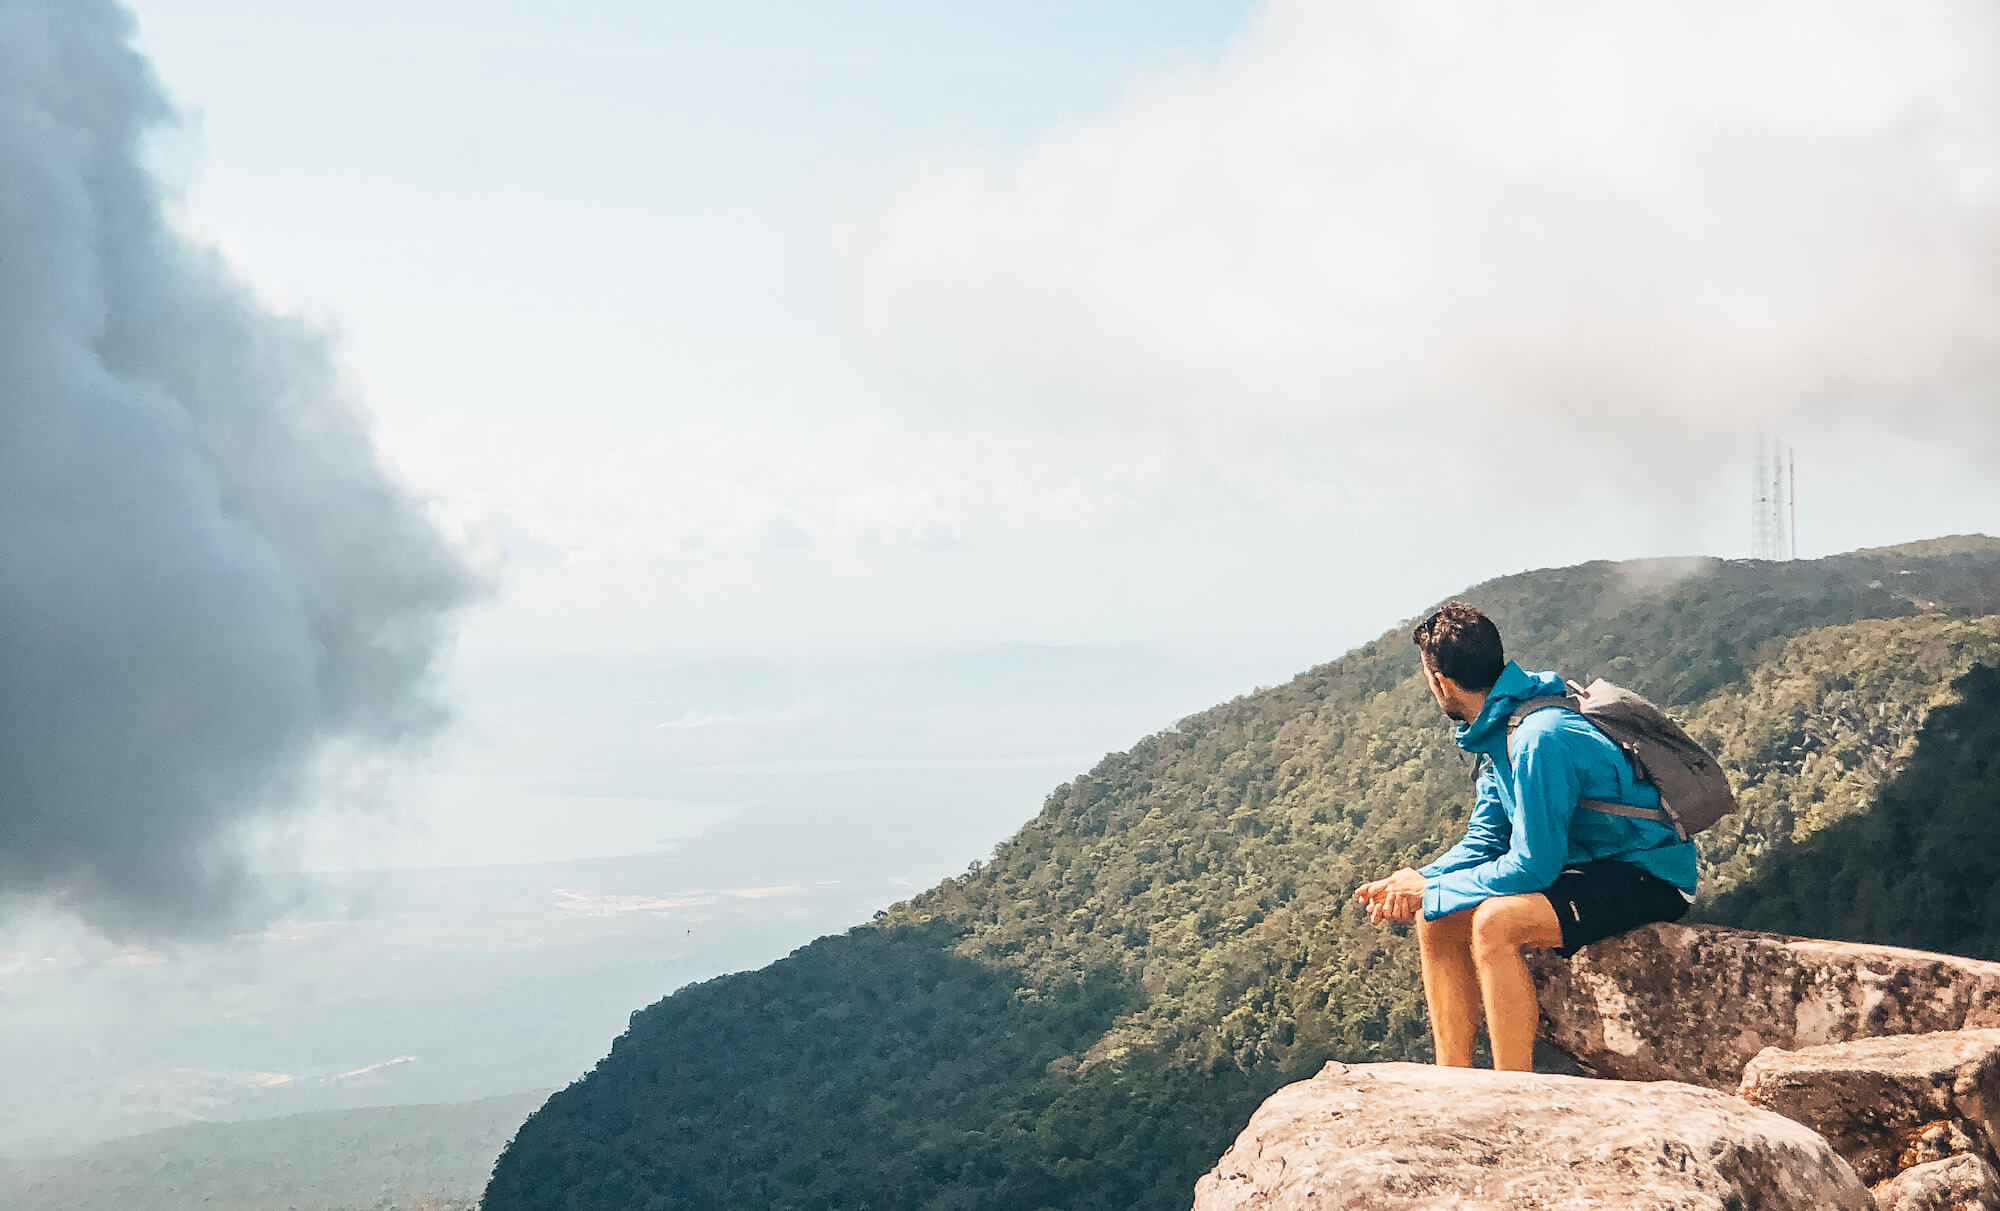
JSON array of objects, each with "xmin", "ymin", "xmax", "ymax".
[{"xmin": 486, "ymin": 538, "xmax": 2000, "ymax": 1211}]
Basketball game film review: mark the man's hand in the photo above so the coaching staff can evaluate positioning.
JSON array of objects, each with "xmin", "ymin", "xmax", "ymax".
[{"xmin": 1355, "ymin": 868, "xmax": 1426, "ymax": 925}]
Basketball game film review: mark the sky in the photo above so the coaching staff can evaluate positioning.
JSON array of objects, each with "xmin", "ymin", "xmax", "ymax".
[{"xmin": 59, "ymin": 0, "xmax": 2000, "ymax": 886}]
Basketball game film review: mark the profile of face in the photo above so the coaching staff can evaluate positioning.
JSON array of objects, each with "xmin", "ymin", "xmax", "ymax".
[{"xmin": 1422, "ymin": 660, "xmax": 1474, "ymax": 723}]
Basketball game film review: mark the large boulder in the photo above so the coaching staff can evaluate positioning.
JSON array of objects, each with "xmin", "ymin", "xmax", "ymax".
[
  {"xmin": 1530, "ymin": 923, "xmax": 2000, "ymax": 1090},
  {"xmin": 1191, "ymin": 1061, "xmax": 1872, "ymax": 1211},
  {"xmin": 1872, "ymin": 1154, "xmax": 2000, "ymax": 1211},
  {"xmin": 1738, "ymin": 1029, "xmax": 2000, "ymax": 1184}
]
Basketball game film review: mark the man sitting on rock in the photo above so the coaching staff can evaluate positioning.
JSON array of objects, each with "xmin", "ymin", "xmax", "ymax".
[{"xmin": 1355, "ymin": 601, "xmax": 1696, "ymax": 1071}]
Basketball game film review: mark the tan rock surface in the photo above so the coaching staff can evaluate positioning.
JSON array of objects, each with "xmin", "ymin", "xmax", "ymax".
[
  {"xmin": 1739, "ymin": 1029, "xmax": 2000, "ymax": 1184},
  {"xmin": 1872, "ymin": 1154, "xmax": 2000, "ymax": 1211},
  {"xmin": 1530, "ymin": 923, "xmax": 2000, "ymax": 1090},
  {"xmin": 1191, "ymin": 1061, "xmax": 1872, "ymax": 1211}
]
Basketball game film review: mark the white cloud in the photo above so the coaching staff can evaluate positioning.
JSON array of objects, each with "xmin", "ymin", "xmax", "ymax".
[{"xmin": 857, "ymin": 0, "xmax": 2000, "ymax": 458}]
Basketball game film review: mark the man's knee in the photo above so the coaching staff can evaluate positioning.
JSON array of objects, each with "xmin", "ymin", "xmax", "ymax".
[
  {"xmin": 1468, "ymin": 901, "xmax": 1509, "ymax": 960},
  {"xmin": 1470, "ymin": 895, "xmax": 1559, "ymax": 960}
]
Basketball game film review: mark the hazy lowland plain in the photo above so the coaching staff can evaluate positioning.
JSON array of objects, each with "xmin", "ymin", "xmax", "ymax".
[
  {"xmin": 0, "ymin": 1093, "xmax": 546, "ymax": 1211},
  {"xmin": 9, "ymin": 538, "xmax": 2000, "ymax": 1211}
]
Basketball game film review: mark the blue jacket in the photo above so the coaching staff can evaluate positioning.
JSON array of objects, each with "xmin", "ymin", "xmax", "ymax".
[{"xmin": 1419, "ymin": 661, "xmax": 1698, "ymax": 920}]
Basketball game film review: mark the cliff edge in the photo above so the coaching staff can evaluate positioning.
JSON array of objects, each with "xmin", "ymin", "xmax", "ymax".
[{"xmin": 1194, "ymin": 1061, "xmax": 1872, "ymax": 1211}]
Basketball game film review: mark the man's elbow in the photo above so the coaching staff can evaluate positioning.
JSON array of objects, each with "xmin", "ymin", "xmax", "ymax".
[
  {"xmin": 1492, "ymin": 857, "xmax": 1562, "ymax": 896},
  {"xmin": 1521, "ymin": 858, "xmax": 1566, "ymax": 894}
]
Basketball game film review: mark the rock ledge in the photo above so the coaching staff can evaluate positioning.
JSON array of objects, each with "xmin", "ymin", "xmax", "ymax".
[
  {"xmin": 1193, "ymin": 1061, "xmax": 1871, "ymax": 1211},
  {"xmin": 1531, "ymin": 923, "xmax": 2000, "ymax": 1091}
]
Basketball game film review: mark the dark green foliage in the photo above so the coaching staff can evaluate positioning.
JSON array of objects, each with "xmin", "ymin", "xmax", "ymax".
[
  {"xmin": 486, "ymin": 538, "xmax": 2000, "ymax": 1211},
  {"xmin": 1701, "ymin": 663, "xmax": 2000, "ymax": 957},
  {"xmin": 484, "ymin": 921, "xmax": 1263, "ymax": 1210}
]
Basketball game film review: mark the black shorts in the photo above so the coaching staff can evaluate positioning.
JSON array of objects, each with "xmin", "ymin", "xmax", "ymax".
[{"xmin": 1541, "ymin": 859, "xmax": 1691, "ymax": 958}]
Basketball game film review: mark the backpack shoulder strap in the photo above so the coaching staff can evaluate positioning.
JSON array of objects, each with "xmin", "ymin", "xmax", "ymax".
[
  {"xmin": 1579, "ymin": 799, "xmax": 1673, "ymax": 824},
  {"xmin": 1506, "ymin": 695, "xmax": 1577, "ymax": 740},
  {"xmin": 1503, "ymin": 692, "xmax": 1672, "ymax": 826}
]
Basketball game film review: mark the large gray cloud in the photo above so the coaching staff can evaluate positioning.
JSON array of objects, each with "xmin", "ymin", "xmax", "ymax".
[{"xmin": 0, "ymin": 0, "xmax": 480, "ymax": 934}]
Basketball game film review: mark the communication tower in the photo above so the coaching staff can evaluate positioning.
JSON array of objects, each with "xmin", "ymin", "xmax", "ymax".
[{"xmin": 1751, "ymin": 438, "xmax": 1796, "ymax": 561}]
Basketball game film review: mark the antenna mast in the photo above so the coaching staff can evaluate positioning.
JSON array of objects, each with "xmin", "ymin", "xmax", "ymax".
[
  {"xmin": 1789, "ymin": 449, "xmax": 1797, "ymax": 559},
  {"xmin": 1752, "ymin": 437, "xmax": 1796, "ymax": 561}
]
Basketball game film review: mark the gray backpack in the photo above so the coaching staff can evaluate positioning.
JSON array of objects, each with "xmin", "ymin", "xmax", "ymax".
[{"xmin": 1499, "ymin": 679, "xmax": 1738, "ymax": 841}]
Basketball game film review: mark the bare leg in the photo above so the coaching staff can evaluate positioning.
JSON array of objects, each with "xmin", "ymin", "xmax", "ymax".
[
  {"xmin": 1469, "ymin": 894, "xmax": 1564, "ymax": 1072},
  {"xmin": 1416, "ymin": 909, "xmax": 1479, "ymax": 1067}
]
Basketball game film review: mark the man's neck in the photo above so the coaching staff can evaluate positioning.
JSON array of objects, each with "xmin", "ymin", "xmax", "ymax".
[{"xmin": 1459, "ymin": 689, "xmax": 1490, "ymax": 724}]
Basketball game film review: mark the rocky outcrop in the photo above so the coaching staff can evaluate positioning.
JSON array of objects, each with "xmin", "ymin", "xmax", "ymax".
[
  {"xmin": 1194, "ymin": 926, "xmax": 2000, "ymax": 1208},
  {"xmin": 1530, "ymin": 923, "xmax": 2000, "ymax": 1090},
  {"xmin": 1528, "ymin": 923, "xmax": 2000, "ymax": 1199},
  {"xmin": 1872, "ymin": 1154, "xmax": 2000, "ymax": 1211},
  {"xmin": 1191, "ymin": 1061, "xmax": 1872, "ymax": 1211},
  {"xmin": 1738, "ymin": 1029, "xmax": 2000, "ymax": 1184}
]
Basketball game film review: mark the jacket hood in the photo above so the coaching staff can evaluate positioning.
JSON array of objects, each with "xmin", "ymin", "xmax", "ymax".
[{"xmin": 1455, "ymin": 661, "xmax": 1568, "ymax": 755}]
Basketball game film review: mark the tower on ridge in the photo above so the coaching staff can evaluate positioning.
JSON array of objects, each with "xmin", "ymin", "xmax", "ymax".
[{"xmin": 1751, "ymin": 438, "xmax": 1796, "ymax": 561}]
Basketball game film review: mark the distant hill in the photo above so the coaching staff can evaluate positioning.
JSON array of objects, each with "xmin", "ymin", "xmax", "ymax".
[
  {"xmin": 0, "ymin": 1091, "xmax": 547, "ymax": 1211},
  {"xmin": 485, "ymin": 538, "xmax": 2000, "ymax": 1211}
]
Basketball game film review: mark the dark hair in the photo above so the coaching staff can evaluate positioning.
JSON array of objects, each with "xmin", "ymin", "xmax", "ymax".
[{"xmin": 1413, "ymin": 601, "xmax": 1504, "ymax": 691}]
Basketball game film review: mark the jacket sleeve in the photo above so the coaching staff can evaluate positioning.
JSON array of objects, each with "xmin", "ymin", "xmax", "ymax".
[
  {"xmin": 1422, "ymin": 722, "xmax": 1583, "ymax": 919},
  {"xmin": 1418, "ymin": 762, "xmax": 1510, "ymax": 878}
]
